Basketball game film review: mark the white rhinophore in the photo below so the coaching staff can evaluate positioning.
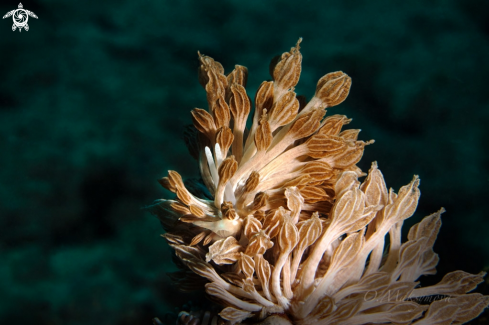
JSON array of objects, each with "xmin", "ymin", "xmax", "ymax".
[
  {"xmin": 214, "ymin": 143, "xmax": 223, "ymax": 168},
  {"xmin": 205, "ymin": 146, "xmax": 219, "ymax": 186}
]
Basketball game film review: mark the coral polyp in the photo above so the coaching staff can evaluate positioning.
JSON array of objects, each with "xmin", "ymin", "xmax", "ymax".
[{"xmin": 149, "ymin": 40, "xmax": 489, "ymax": 324}]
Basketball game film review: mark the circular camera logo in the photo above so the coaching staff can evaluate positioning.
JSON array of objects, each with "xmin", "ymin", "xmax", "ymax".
[{"xmin": 2, "ymin": 3, "xmax": 38, "ymax": 32}]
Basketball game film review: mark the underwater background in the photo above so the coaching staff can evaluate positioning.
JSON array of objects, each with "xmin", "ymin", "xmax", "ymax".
[{"xmin": 0, "ymin": 0, "xmax": 488, "ymax": 324}]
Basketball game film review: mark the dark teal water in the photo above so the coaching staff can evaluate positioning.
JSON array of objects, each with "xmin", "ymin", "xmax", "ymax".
[{"xmin": 0, "ymin": 0, "xmax": 488, "ymax": 324}]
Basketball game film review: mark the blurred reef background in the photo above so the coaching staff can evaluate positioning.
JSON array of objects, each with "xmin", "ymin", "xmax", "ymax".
[{"xmin": 1, "ymin": 0, "xmax": 489, "ymax": 324}]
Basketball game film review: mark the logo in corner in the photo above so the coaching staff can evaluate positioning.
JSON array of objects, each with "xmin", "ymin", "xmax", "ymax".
[{"xmin": 3, "ymin": 3, "xmax": 38, "ymax": 32}]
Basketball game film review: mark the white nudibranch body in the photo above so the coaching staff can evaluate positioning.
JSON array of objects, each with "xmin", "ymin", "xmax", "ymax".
[{"xmin": 193, "ymin": 217, "xmax": 242, "ymax": 238}]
